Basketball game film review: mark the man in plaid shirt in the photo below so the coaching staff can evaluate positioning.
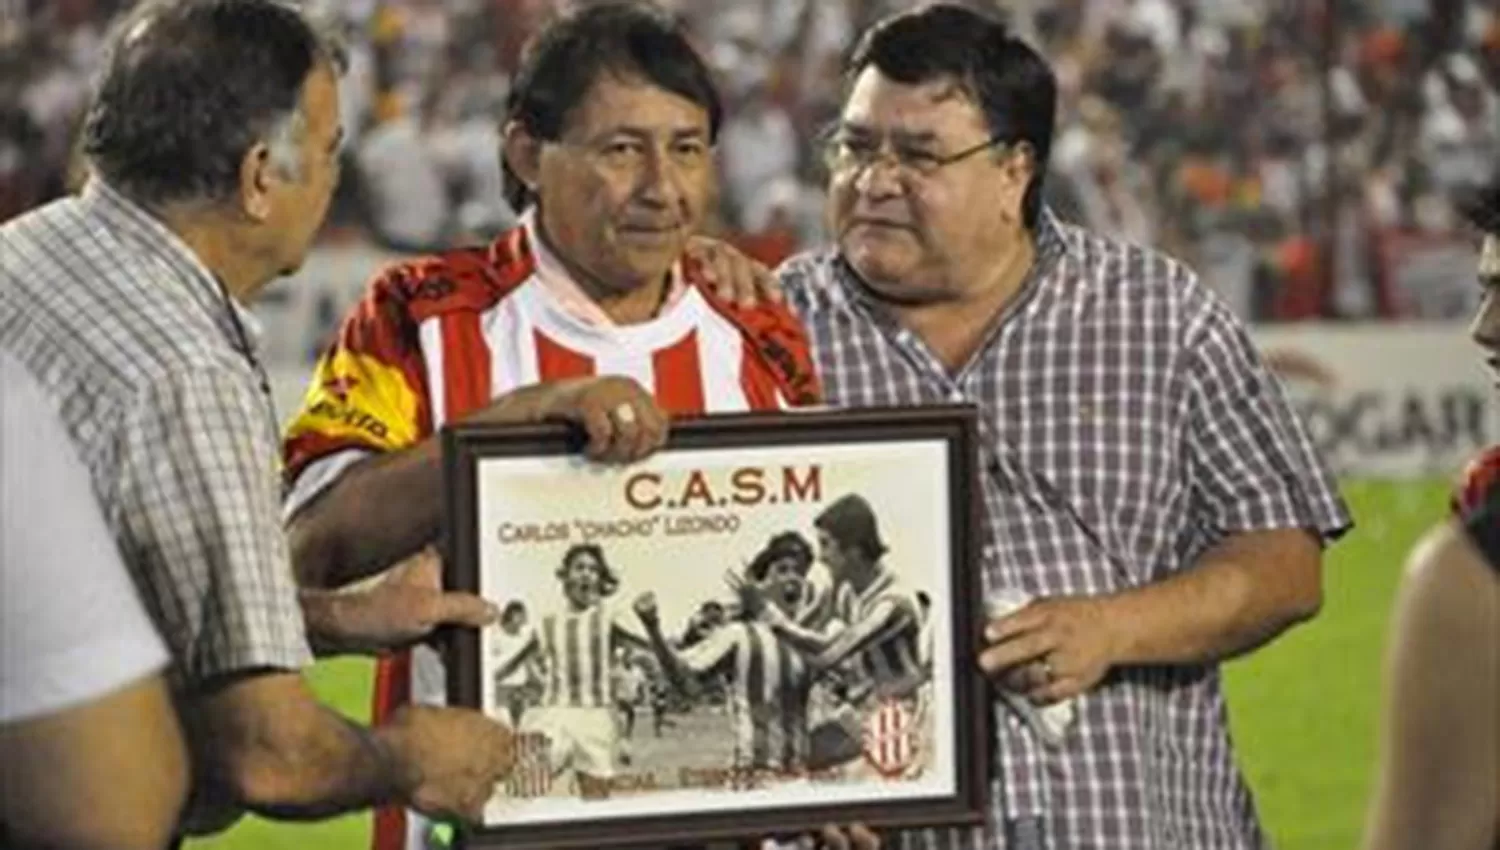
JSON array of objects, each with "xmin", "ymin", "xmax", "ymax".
[
  {"xmin": 0, "ymin": 0, "xmax": 515, "ymax": 838},
  {"xmin": 768, "ymin": 5, "xmax": 1352, "ymax": 849}
]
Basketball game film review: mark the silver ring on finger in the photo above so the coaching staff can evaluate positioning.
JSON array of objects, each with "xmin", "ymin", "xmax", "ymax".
[
  {"xmin": 1039, "ymin": 657, "xmax": 1054, "ymax": 684},
  {"xmin": 611, "ymin": 403, "xmax": 637, "ymax": 425}
]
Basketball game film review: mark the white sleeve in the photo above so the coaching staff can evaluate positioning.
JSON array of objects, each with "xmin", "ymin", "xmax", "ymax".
[
  {"xmin": 0, "ymin": 353, "xmax": 168, "ymax": 723},
  {"xmin": 281, "ymin": 447, "xmax": 371, "ymax": 521}
]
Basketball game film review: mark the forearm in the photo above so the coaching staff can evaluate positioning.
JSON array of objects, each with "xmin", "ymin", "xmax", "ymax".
[
  {"xmin": 0, "ymin": 675, "xmax": 189, "ymax": 850},
  {"xmin": 239, "ymin": 714, "xmax": 410, "ymax": 821},
  {"xmin": 289, "ymin": 384, "xmax": 567, "ymax": 589},
  {"xmin": 771, "ymin": 620, "xmax": 834, "ymax": 656},
  {"xmin": 288, "ymin": 441, "xmax": 443, "ymax": 588},
  {"xmin": 816, "ymin": 606, "xmax": 908, "ymax": 671},
  {"xmin": 643, "ymin": 620, "xmax": 694, "ymax": 695},
  {"xmin": 298, "ymin": 589, "xmax": 384, "ymax": 657},
  {"xmin": 187, "ymin": 674, "xmax": 412, "ymax": 822},
  {"xmin": 1107, "ymin": 528, "xmax": 1322, "ymax": 666}
]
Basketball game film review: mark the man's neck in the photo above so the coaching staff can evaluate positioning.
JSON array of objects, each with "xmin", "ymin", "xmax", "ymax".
[
  {"xmin": 886, "ymin": 232, "xmax": 1037, "ymax": 374},
  {"xmin": 158, "ymin": 204, "xmax": 263, "ymax": 305},
  {"xmin": 845, "ymin": 560, "xmax": 882, "ymax": 595},
  {"xmin": 535, "ymin": 213, "xmax": 669, "ymax": 325},
  {"xmin": 585, "ymin": 273, "xmax": 669, "ymax": 326}
]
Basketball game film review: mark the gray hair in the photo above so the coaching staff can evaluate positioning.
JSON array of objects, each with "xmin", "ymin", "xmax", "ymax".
[
  {"xmin": 266, "ymin": 107, "xmax": 308, "ymax": 180},
  {"xmin": 82, "ymin": 0, "xmax": 344, "ymax": 208}
]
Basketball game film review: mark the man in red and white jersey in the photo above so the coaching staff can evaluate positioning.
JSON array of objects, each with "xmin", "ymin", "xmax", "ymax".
[{"xmin": 279, "ymin": 4, "xmax": 818, "ymax": 848}]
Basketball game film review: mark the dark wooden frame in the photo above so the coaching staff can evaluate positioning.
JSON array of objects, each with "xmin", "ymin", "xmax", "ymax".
[{"xmin": 442, "ymin": 405, "xmax": 988, "ymax": 850}]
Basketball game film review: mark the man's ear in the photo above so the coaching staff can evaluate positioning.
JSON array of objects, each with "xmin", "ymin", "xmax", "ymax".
[
  {"xmin": 502, "ymin": 119, "xmax": 542, "ymax": 193},
  {"xmin": 238, "ymin": 142, "xmax": 275, "ymax": 222},
  {"xmin": 996, "ymin": 141, "xmax": 1037, "ymax": 225}
]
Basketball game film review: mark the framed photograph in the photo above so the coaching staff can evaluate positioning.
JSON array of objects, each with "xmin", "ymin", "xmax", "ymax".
[{"xmin": 443, "ymin": 405, "xmax": 987, "ymax": 849}]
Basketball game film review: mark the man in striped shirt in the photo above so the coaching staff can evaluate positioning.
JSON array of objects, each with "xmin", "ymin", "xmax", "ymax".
[
  {"xmin": 633, "ymin": 531, "xmax": 821, "ymax": 780},
  {"xmin": 762, "ymin": 495, "xmax": 926, "ymax": 706},
  {"xmin": 492, "ymin": 544, "xmax": 646, "ymax": 800}
]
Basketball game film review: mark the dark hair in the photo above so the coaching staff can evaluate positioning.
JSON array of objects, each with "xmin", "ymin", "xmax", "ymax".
[
  {"xmin": 81, "ymin": 0, "xmax": 345, "ymax": 208},
  {"xmin": 814, "ymin": 493, "xmax": 889, "ymax": 562},
  {"xmin": 847, "ymin": 3, "xmax": 1056, "ymax": 229},
  {"xmin": 746, "ymin": 531, "xmax": 815, "ymax": 583},
  {"xmin": 556, "ymin": 543, "xmax": 620, "ymax": 596},
  {"xmin": 502, "ymin": 0, "xmax": 722, "ymax": 211},
  {"xmin": 1458, "ymin": 178, "xmax": 1500, "ymax": 236}
]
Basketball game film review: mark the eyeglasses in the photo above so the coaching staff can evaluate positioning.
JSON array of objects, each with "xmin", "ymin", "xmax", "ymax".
[{"xmin": 820, "ymin": 128, "xmax": 1011, "ymax": 179}]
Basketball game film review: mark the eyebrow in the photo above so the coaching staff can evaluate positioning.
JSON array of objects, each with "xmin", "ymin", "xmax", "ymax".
[
  {"xmin": 834, "ymin": 123, "xmax": 941, "ymax": 147},
  {"xmin": 591, "ymin": 125, "xmax": 709, "ymax": 142}
]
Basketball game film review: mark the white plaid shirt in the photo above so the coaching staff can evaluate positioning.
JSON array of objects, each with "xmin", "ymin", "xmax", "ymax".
[
  {"xmin": 0, "ymin": 181, "xmax": 312, "ymax": 690},
  {"xmin": 779, "ymin": 211, "xmax": 1351, "ymax": 850}
]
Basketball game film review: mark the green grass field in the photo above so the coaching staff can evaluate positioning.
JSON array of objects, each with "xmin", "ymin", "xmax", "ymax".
[{"xmin": 187, "ymin": 478, "xmax": 1445, "ymax": 850}]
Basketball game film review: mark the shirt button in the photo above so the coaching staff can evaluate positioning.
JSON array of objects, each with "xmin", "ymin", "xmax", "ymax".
[{"xmin": 947, "ymin": 389, "xmax": 966, "ymax": 403}]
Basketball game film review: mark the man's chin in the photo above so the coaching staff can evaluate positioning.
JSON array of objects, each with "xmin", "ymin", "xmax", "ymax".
[
  {"xmin": 617, "ymin": 250, "xmax": 683, "ymax": 283},
  {"xmin": 843, "ymin": 240, "xmax": 914, "ymax": 281}
]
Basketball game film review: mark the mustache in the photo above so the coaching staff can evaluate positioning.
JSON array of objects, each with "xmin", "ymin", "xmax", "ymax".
[
  {"xmin": 845, "ymin": 212, "xmax": 915, "ymax": 229},
  {"xmin": 617, "ymin": 219, "xmax": 685, "ymax": 231}
]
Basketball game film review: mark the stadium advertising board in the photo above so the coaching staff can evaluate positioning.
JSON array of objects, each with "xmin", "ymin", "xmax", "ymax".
[
  {"xmin": 441, "ymin": 406, "xmax": 989, "ymax": 849},
  {"xmin": 1255, "ymin": 323, "xmax": 1494, "ymax": 478}
]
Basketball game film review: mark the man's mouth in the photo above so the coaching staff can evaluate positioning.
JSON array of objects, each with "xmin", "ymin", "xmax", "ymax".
[
  {"xmin": 850, "ymin": 216, "xmax": 913, "ymax": 231},
  {"xmin": 619, "ymin": 224, "xmax": 681, "ymax": 238}
]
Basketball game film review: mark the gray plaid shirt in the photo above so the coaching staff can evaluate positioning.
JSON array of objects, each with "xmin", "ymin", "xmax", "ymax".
[
  {"xmin": 0, "ymin": 181, "xmax": 312, "ymax": 690},
  {"xmin": 780, "ymin": 211, "xmax": 1351, "ymax": 850}
]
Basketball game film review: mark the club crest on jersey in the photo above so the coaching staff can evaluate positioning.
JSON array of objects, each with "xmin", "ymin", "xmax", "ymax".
[
  {"xmin": 506, "ymin": 732, "xmax": 554, "ymax": 798},
  {"xmin": 861, "ymin": 698, "xmax": 919, "ymax": 778}
]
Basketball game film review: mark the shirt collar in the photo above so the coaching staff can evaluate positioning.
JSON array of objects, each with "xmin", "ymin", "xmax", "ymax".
[
  {"xmin": 78, "ymin": 179, "xmax": 241, "ymax": 326},
  {"xmin": 521, "ymin": 207, "xmax": 688, "ymax": 328}
]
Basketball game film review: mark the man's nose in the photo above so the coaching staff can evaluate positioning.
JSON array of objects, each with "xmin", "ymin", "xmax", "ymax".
[{"xmin": 636, "ymin": 148, "xmax": 683, "ymax": 209}]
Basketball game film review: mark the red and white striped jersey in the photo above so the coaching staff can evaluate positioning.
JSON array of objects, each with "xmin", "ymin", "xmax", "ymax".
[
  {"xmin": 681, "ymin": 620, "xmax": 810, "ymax": 772},
  {"xmin": 830, "ymin": 569, "xmax": 923, "ymax": 696},
  {"xmin": 283, "ymin": 224, "xmax": 820, "ymax": 507},
  {"xmin": 280, "ymin": 220, "xmax": 820, "ymax": 850}
]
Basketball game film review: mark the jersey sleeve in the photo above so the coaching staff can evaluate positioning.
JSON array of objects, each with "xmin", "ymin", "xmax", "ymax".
[
  {"xmin": 691, "ymin": 273, "xmax": 823, "ymax": 408},
  {"xmin": 1452, "ymin": 444, "xmax": 1500, "ymax": 518},
  {"xmin": 281, "ymin": 265, "xmax": 434, "ymax": 496},
  {"xmin": 678, "ymin": 625, "xmax": 739, "ymax": 674}
]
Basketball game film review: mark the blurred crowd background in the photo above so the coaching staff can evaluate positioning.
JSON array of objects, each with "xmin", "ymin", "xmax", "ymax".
[{"xmin": 3, "ymin": 0, "xmax": 1497, "ymax": 329}]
